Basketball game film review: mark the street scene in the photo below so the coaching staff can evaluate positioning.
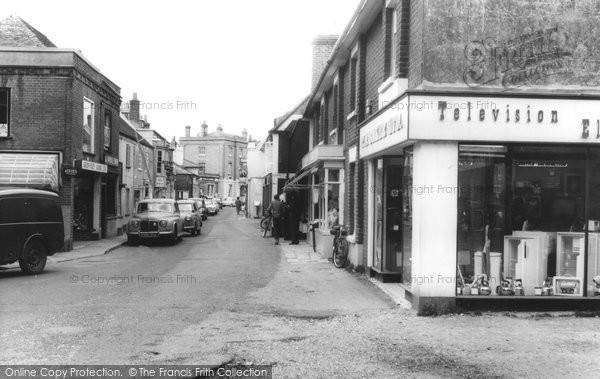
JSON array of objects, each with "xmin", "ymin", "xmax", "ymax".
[{"xmin": 2, "ymin": 0, "xmax": 600, "ymax": 378}]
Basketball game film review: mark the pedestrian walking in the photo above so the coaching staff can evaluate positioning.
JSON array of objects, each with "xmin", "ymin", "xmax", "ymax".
[
  {"xmin": 267, "ymin": 194, "xmax": 285, "ymax": 245},
  {"xmin": 235, "ymin": 197, "xmax": 242, "ymax": 215}
]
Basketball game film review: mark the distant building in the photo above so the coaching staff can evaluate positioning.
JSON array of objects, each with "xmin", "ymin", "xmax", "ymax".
[
  {"xmin": 0, "ymin": 16, "xmax": 122, "ymax": 247},
  {"xmin": 118, "ymin": 114, "xmax": 155, "ymax": 232},
  {"xmin": 179, "ymin": 122, "xmax": 248, "ymax": 199},
  {"xmin": 122, "ymin": 93, "xmax": 175, "ymax": 199}
]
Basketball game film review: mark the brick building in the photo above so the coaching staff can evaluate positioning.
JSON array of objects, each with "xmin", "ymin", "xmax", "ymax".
[
  {"xmin": 179, "ymin": 123, "xmax": 248, "ymax": 199},
  {"xmin": 121, "ymin": 93, "xmax": 175, "ymax": 200},
  {"xmin": 282, "ymin": 0, "xmax": 600, "ymax": 311},
  {"xmin": 0, "ymin": 16, "xmax": 122, "ymax": 248}
]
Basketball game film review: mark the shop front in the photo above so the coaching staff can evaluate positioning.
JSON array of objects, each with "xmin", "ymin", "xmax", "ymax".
[
  {"xmin": 361, "ymin": 93, "xmax": 600, "ymax": 310},
  {"xmin": 72, "ymin": 159, "xmax": 107, "ymax": 241}
]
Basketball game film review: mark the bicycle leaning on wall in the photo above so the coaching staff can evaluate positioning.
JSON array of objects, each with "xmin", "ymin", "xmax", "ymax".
[{"xmin": 329, "ymin": 224, "xmax": 349, "ymax": 268}]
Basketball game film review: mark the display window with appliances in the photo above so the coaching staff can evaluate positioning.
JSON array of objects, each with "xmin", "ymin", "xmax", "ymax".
[
  {"xmin": 457, "ymin": 144, "xmax": 600, "ymax": 298},
  {"xmin": 371, "ymin": 152, "xmax": 412, "ymax": 284}
]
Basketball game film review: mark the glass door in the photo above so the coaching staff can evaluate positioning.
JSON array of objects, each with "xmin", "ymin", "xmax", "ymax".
[{"xmin": 384, "ymin": 158, "xmax": 404, "ymax": 273}]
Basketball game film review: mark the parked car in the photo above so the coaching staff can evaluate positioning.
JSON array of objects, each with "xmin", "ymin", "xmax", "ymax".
[
  {"xmin": 127, "ymin": 199, "xmax": 184, "ymax": 245},
  {"xmin": 177, "ymin": 200, "xmax": 202, "ymax": 236},
  {"xmin": 189, "ymin": 198, "xmax": 208, "ymax": 220},
  {"xmin": 222, "ymin": 197, "xmax": 235, "ymax": 207},
  {"xmin": 214, "ymin": 197, "xmax": 223, "ymax": 209},
  {"xmin": 0, "ymin": 187, "xmax": 64, "ymax": 274},
  {"xmin": 205, "ymin": 199, "xmax": 219, "ymax": 216}
]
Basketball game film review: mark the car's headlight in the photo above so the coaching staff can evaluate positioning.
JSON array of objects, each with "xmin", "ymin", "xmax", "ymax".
[
  {"xmin": 185, "ymin": 215, "xmax": 191, "ymax": 221},
  {"xmin": 159, "ymin": 220, "xmax": 168, "ymax": 227},
  {"xmin": 130, "ymin": 220, "xmax": 140, "ymax": 228}
]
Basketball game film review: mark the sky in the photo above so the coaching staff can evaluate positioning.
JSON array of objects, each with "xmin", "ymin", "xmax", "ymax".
[{"xmin": 0, "ymin": 0, "xmax": 362, "ymax": 142}]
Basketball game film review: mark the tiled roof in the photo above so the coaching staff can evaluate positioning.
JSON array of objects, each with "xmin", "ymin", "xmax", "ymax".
[
  {"xmin": 0, "ymin": 16, "xmax": 57, "ymax": 48},
  {"xmin": 271, "ymin": 95, "xmax": 310, "ymax": 132},
  {"xmin": 119, "ymin": 114, "xmax": 154, "ymax": 149}
]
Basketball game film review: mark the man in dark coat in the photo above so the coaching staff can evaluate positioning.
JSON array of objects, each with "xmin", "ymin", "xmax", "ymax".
[
  {"xmin": 267, "ymin": 194, "xmax": 285, "ymax": 245},
  {"xmin": 235, "ymin": 197, "xmax": 242, "ymax": 215}
]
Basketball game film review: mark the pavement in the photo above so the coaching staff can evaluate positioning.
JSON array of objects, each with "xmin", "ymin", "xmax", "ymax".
[
  {"xmin": 0, "ymin": 234, "xmax": 127, "ymax": 270},
  {"xmin": 277, "ymin": 238, "xmax": 413, "ymax": 309}
]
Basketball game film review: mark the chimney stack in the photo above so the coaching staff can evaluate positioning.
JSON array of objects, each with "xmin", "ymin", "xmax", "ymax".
[
  {"xmin": 311, "ymin": 35, "xmax": 338, "ymax": 90},
  {"xmin": 216, "ymin": 124, "xmax": 223, "ymax": 133},
  {"xmin": 129, "ymin": 92, "xmax": 140, "ymax": 122},
  {"xmin": 242, "ymin": 128, "xmax": 248, "ymax": 141},
  {"xmin": 201, "ymin": 121, "xmax": 208, "ymax": 137},
  {"xmin": 185, "ymin": 125, "xmax": 191, "ymax": 137}
]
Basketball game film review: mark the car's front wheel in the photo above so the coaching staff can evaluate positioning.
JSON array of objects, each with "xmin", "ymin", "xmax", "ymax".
[
  {"xmin": 19, "ymin": 240, "xmax": 47, "ymax": 275},
  {"xmin": 170, "ymin": 226, "xmax": 179, "ymax": 245}
]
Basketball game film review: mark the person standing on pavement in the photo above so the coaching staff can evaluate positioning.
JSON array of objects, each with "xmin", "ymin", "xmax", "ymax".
[
  {"xmin": 267, "ymin": 194, "xmax": 285, "ymax": 245},
  {"xmin": 235, "ymin": 197, "xmax": 242, "ymax": 215}
]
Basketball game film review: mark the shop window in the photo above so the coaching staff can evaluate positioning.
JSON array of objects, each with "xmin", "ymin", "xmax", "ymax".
[
  {"xmin": 588, "ymin": 148, "xmax": 600, "ymax": 297},
  {"xmin": 457, "ymin": 145, "xmax": 592, "ymax": 297},
  {"xmin": 104, "ymin": 111, "xmax": 111, "ymax": 151},
  {"xmin": 0, "ymin": 88, "xmax": 10, "ymax": 137},
  {"xmin": 83, "ymin": 98, "xmax": 95, "ymax": 154}
]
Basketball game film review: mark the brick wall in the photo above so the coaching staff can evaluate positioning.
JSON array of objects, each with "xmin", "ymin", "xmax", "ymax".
[
  {"xmin": 364, "ymin": 13, "xmax": 384, "ymax": 116},
  {"xmin": 397, "ymin": 0, "xmax": 411, "ymax": 78},
  {"xmin": 408, "ymin": 0, "xmax": 424, "ymax": 88}
]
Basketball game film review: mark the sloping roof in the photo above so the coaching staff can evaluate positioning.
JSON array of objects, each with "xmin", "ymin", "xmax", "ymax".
[
  {"xmin": 173, "ymin": 162, "xmax": 198, "ymax": 177},
  {"xmin": 271, "ymin": 95, "xmax": 310, "ymax": 132},
  {"xmin": 0, "ymin": 16, "xmax": 57, "ymax": 48},
  {"xmin": 119, "ymin": 114, "xmax": 154, "ymax": 149}
]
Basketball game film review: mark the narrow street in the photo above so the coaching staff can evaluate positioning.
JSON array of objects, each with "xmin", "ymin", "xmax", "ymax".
[{"xmin": 1, "ymin": 208, "xmax": 599, "ymax": 378}]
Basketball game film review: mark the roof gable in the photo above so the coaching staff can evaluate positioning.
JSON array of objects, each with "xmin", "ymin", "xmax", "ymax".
[{"xmin": 0, "ymin": 16, "xmax": 57, "ymax": 48}]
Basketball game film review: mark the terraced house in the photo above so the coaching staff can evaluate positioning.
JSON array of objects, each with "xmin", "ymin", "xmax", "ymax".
[{"xmin": 282, "ymin": 0, "xmax": 600, "ymax": 311}]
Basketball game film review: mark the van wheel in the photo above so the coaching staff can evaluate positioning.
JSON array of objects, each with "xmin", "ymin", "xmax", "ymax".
[{"xmin": 19, "ymin": 240, "xmax": 47, "ymax": 275}]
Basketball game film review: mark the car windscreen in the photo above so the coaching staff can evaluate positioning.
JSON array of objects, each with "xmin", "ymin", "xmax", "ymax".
[
  {"xmin": 178, "ymin": 203, "xmax": 193, "ymax": 212},
  {"xmin": 137, "ymin": 202, "xmax": 174, "ymax": 213}
]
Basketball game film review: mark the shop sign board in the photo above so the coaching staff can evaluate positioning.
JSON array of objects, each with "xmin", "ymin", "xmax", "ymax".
[
  {"xmin": 104, "ymin": 155, "xmax": 119, "ymax": 167},
  {"xmin": 359, "ymin": 97, "xmax": 408, "ymax": 158},
  {"xmin": 75, "ymin": 159, "xmax": 108, "ymax": 174},
  {"xmin": 408, "ymin": 95, "xmax": 600, "ymax": 144},
  {"xmin": 62, "ymin": 165, "xmax": 78, "ymax": 176},
  {"xmin": 155, "ymin": 176, "xmax": 166, "ymax": 188}
]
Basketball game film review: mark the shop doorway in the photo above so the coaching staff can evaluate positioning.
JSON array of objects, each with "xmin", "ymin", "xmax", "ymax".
[
  {"xmin": 372, "ymin": 157, "xmax": 407, "ymax": 282},
  {"xmin": 73, "ymin": 176, "xmax": 94, "ymax": 240}
]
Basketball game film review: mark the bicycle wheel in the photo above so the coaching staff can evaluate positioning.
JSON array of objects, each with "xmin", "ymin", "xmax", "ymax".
[{"xmin": 333, "ymin": 238, "xmax": 349, "ymax": 268}]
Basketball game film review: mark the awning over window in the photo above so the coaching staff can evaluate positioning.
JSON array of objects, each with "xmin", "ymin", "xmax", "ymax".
[{"xmin": 0, "ymin": 153, "xmax": 59, "ymax": 192}]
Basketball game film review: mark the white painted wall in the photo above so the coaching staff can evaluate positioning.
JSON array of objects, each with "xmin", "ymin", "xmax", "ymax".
[{"xmin": 411, "ymin": 141, "xmax": 458, "ymax": 298}]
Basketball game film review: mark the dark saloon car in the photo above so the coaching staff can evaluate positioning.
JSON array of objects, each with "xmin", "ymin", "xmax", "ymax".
[
  {"xmin": 189, "ymin": 198, "xmax": 208, "ymax": 220},
  {"xmin": 177, "ymin": 200, "xmax": 202, "ymax": 236},
  {"xmin": 126, "ymin": 199, "xmax": 184, "ymax": 245},
  {"xmin": 0, "ymin": 188, "xmax": 64, "ymax": 274}
]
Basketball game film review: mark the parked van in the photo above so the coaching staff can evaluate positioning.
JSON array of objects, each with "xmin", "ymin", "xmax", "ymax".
[{"xmin": 0, "ymin": 188, "xmax": 64, "ymax": 274}]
